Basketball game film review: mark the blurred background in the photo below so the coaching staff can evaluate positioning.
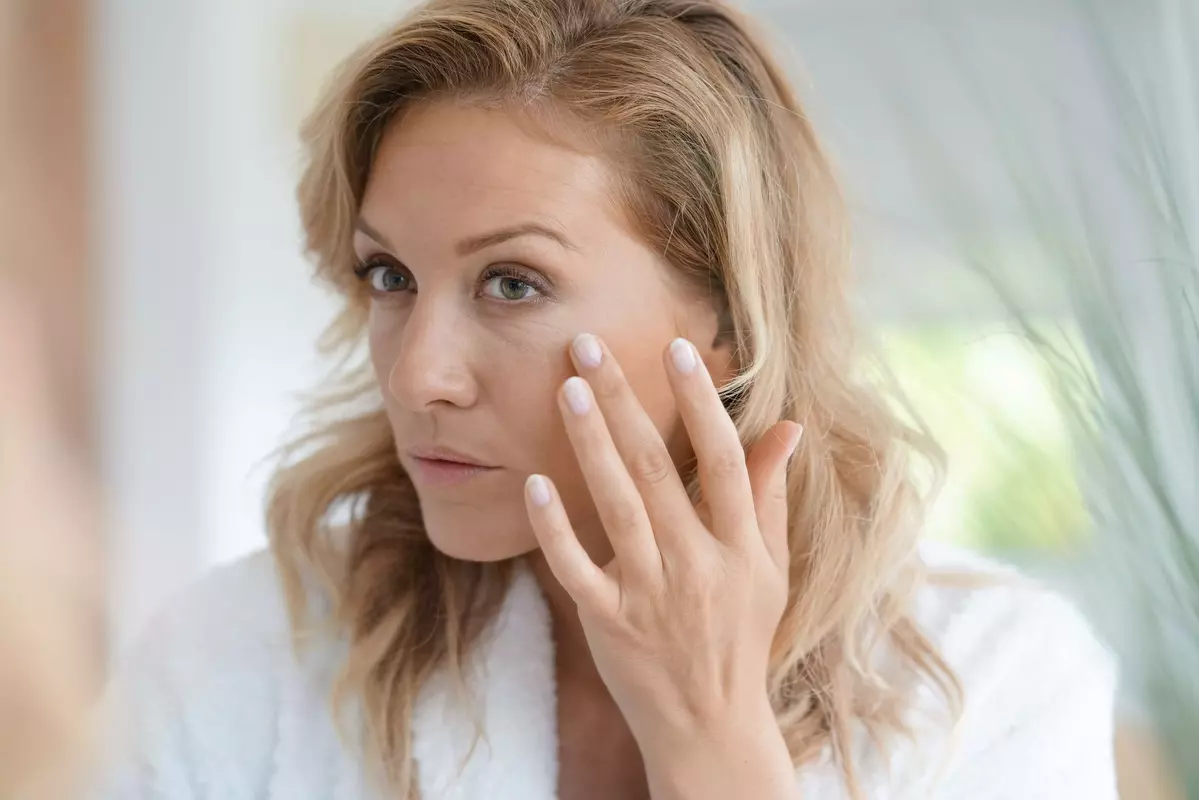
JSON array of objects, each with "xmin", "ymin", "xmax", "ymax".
[{"xmin": 2, "ymin": 0, "xmax": 1194, "ymax": 796}]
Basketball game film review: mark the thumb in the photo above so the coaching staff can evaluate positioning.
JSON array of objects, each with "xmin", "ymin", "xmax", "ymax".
[{"xmin": 744, "ymin": 421, "xmax": 802, "ymax": 569}]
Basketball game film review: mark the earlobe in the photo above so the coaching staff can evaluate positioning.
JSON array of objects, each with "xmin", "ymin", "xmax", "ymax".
[{"xmin": 703, "ymin": 339, "xmax": 739, "ymax": 390}]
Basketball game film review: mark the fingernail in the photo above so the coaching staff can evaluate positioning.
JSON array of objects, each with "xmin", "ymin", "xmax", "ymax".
[
  {"xmin": 669, "ymin": 338, "xmax": 697, "ymax": 374},
  {"xmin": 572, "ymin": 333, "xmax": 602, "ymax": 369},
  {"xmin": 563, "ymin": 376, "xmax": 592, "ymax": 415},
  {"xmin": 787, "ymin": 424, "xmax": 804, "ymax": 459},
  {"xmin": 527, "ymin": 474, "xmax": 552, "ymax": 507}
]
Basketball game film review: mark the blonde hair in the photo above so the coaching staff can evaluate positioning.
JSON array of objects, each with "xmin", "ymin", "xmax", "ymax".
[{"xmin": 268, "ymin": 0, "xmax": 960, "ymax": 796}]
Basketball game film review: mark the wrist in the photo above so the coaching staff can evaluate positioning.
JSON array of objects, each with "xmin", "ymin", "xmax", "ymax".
[{"xmin": 640, "ymin": 698, "xmax": 799, "ymax": 800}]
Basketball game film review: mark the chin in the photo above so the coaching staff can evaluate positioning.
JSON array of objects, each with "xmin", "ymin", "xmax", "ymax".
[{"xmin": 420, "ymin": 506, "xmax": 538, "ymax": 563}]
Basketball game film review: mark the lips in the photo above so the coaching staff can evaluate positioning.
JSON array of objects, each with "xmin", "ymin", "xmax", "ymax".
[
  {"xmin": 403, "ymin": 445, "xmax": 499, "ymax": 488},
  {"xmin": 405, "ymin": 445, "xmax": 495, "ymax": 468}
]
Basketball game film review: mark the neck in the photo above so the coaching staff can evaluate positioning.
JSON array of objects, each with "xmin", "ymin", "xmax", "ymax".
[{"xmin": 526, "ymin": 540, "xmax": 651, "ymax": 799}]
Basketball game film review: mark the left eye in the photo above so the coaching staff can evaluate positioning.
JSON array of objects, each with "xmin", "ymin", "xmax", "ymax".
[
  {"xmin": 482, "ymin": 275, "xmax": 539, "ymax": 301},
  {"xmin": 365, "ymin": 266, "xmax": 410, "ymax": 293}
]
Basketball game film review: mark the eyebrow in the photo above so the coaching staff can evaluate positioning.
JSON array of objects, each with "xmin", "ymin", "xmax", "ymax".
[{"xmin": 354, "ymin": 218, "xmax": 578, "ymax": 256}]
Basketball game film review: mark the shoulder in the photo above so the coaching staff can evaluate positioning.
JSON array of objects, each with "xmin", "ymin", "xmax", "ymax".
[
  {"xmin": 913, "ymin": 541, "xmax": 1116, "ymax": 699},
  {"xmin": 903, "ymin": 542, "xmax": 1120, "ymax": 798}
]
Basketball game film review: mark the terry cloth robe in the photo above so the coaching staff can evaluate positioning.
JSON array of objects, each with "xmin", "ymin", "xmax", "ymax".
[{"xmin": 88, "ymin": 542, "xmax": 1118, "ymax": 799}]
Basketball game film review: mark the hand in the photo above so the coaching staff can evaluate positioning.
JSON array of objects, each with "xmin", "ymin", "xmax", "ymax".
[{"xmin": 523, "ymin": 333, "xmax": 802, "ymax": 797}]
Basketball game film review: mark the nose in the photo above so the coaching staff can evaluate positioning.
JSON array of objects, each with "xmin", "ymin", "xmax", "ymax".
[{"xmin": 386, "ymin": 297, "xmax": 479, "ymax": 411}]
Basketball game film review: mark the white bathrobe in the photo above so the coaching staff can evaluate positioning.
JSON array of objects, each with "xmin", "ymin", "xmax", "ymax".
[{"xmin": 90, "ymin": 544, "xmax": 1118, "ymax": 799}]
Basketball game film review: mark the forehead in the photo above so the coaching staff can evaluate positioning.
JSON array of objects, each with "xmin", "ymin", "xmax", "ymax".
[{"xmin": 361, "ymin": 100, "xmax": 631, "ymax": 243}]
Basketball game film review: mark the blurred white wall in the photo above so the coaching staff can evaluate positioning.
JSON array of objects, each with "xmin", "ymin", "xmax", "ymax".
[
  {"xmin": 94, "ymin": 0, "xmax": 1124, "ymax": 646},
  {"xmin": 96, "ymin": 0, "xmax": 356, "ymax": 646}
]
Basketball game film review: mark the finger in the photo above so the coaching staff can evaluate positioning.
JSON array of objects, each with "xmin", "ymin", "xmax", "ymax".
[
  {"xmin": 558, "ymin": 376, "xmax": 663, "ymax": 585},
  {"xmin": 744, "ymin": 421, "xmax": 802, "ymax": 570},
  {"xmin": 525, "ymin": 474, "xmax": 618, "ymax": 613},
  {"xmin": 663, "ymin": 338, "xmax": 754, "ymax": 544},
  {"xmin": 570, "ymin": 334, "xmax": 696, "ymax": 553}
]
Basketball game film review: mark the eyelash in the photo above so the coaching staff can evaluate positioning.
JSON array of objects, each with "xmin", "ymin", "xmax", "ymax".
[
  {"xmin": 478, "ymin": 264, "xmax": 552, "ymax": 302},
  {"xmin": 353, "ymin": 257, "xmax": 411, "ymax": 295},
  {"xmin": 351, "ymin": 257, "xmax": 553, "ymax": 303}
]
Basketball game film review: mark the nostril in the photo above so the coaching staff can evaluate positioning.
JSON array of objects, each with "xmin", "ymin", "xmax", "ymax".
[{"xmin": 385, "ymin": 350, "xmax": 479, "ymax": 412}]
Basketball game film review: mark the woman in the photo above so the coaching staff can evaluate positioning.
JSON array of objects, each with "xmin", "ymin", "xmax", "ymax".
[{"xmin": 95, "ymin": 0, "xmax": 1118, "ymax": 798}]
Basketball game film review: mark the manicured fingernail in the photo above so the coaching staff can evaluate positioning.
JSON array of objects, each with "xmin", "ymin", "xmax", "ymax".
[
  {"xmin": 572, "ymin": 333, "xmax": 602, "ymax": 369},
  {"xmin": 669, "ymin": 338, "xmax": 697, "ymax": 374},
  {"xmin": 563, "ymin": 376, "xmax": 592, "ymax": 415},
  {"xmin": 526, "ymin": 474, "xmax": 552, "ymax": 507},
  {"xmin": 787, "ymin": 424, "xmax": 804, "ymax": 459}
]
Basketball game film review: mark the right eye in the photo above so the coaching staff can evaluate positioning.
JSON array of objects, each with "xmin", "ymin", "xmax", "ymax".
[{"xmin": 354, "ymin": 259, "xmax": 413, "ymax": 295}]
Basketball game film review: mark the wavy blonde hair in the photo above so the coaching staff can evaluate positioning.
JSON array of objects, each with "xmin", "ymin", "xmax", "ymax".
[{"xmin": 268, "ymin": 0, "xmax": 961, "ymax": 796}]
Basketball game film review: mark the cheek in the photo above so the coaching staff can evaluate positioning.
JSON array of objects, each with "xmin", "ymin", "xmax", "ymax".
[
  {"xmin": 470, "ymin": 318, "xmax": 577, "ymax": 479},
  {"xmin": 367, "ymin": 304, "xmax": 408, "ymax": 393},
  {"xmin": 604, "ymin": 313, "xmax": 682, "ymax": 437},
  {"xmin": 542, "ymin": 328, "xmax": 684, "ymax": 544}
]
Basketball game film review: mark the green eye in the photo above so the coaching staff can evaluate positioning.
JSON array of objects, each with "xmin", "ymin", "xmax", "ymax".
[
  {"xmin": 367, "ymin": 266, "xmax": 410, "ymax": 293},
  {"xmin": 480, "ymin": 266, "xmax": 546, "ymax": 302},
  {"xmin": 484, "ymin": 276, "xmax": 535, "ymax": 301}
]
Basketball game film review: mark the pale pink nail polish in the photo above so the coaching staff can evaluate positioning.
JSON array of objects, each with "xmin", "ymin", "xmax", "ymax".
[
  {"xmin": 564, "ymin": 376, "xmax": 591, "ymax": 415},
  {"xmin": 670, "ymin": 338, "xmax": 697, "ymax": 373},
  {"xmin": 788, "ymin": 424, "xmax": 804, "ymax": 460},
  {"xmin": 573, "ymin": 333, "xmax": 602, "ymax": 368},
  {"xmin": 527, "ymin": 474, "xmax": 552, "ymax": 507}
]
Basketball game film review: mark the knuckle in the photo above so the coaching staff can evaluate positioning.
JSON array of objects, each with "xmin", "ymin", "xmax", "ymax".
[
  {"xmin": 590, "ymin": 366, "xmax": 626, "ymax": 403},
  {"xmin": 609, "ymin": 500, "xmax": 645, "ymax": 533},
  {"xmin": 626, "ymin": 445, "xmax": 675, "ymax": 487},
  {"xmin": 708, "ymin": 449, "xmax": 745, "ymax": 480}
]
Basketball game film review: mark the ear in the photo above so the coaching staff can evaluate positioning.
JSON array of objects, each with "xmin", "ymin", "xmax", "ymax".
[
  {"xmin": 700, "ymin": 335, "xmax": 739, "ymax": 392},
  {"xmin": 680, "ymin": 298, "xmax": 738, "ymax": 397}
]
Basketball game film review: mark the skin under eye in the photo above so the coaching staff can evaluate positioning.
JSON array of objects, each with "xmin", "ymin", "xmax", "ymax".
[{"xmin": 479, "ymin": 266, "xmax": 550, "ymax": 303}]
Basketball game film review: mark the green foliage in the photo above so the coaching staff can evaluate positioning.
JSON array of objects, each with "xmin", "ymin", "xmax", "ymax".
[{"xmin": 882, "ymin": 325, "xmax": 1089, "ymax": 555}]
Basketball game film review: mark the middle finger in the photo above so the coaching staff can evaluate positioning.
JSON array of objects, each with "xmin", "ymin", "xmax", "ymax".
[
  {"xmin": 558, "ymin": 374, "xmax": 662, "ymax": 585},
  {"xmin": 570, "ymin": 334, "xmax": 699, "ymax": 553}
]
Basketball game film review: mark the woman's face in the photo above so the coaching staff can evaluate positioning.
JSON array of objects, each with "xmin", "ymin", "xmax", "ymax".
[{"xmin": 357, "ymin": 100, "xmax": 729, "ymax": 565}]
